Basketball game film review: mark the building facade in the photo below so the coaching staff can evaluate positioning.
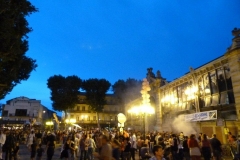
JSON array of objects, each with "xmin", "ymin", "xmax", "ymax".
[
  {"xmin": 1, "ymin": 96, "xmax": 56, "ymax": 128},
  {"xmin": 147, "ymin": 28, "xmax": 240, "ymax": 144},
  {"xmin": 66, "ymin": 93, "xmax": 123, "ymax": 129},
  {"xmin": 124, "ymin": 28, "xmax": 240, "ymax": 144}
]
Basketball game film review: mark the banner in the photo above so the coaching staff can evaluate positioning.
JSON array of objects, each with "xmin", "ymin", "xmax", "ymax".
[{"xmin": 185, "ymin": 110, "xmax": 217, "ymax": 122}]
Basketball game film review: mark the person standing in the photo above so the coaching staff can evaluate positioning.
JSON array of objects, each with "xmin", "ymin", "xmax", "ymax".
[
  {"xmin": 112, "ymin": 139, "xmax": 121, "ymax": 160},
  {"xmin": 149, "ymin": 145, "xmax": 165, "ymax": 160},
  {"xmin": 35, "ymin": 130, "xmax": 42, "ymax": 145},
  {"xmin": 13, "ymin": 141, "xmax": 20, "ymax": 160},
  {"xmin": 27, "ymin": 130, "xmax": 35, "ymax": 148},
  {"xmin": 170, "ymin": 134, "xmax": 179, "ymax": 160},
  {"xmin": 36, "ymin": 143, "xmax": 45, "ymax": 160},
  {"xmin": 87, "ymin": 134, "xmax": 96, "ymax": 160},
  {"xmin": 60, "ymin": 137, "xmax": 71, "ymax": 160},
  {"xmin": 94, "ymin": 135, "xmax": 112, "ymax": 160},
  {"xmin": 200, "ymin": 134, "xmax": 212, "ymax": 160},
  {"xmin": 230, "ymin": 135, "xmax": 240, "ymax": 160},
  {"xmin": 5, "ymin": 130, "xmax": 16, "ymax": 160},
  {"xmin": 182, "ymin": 136, "xmax": 190, "ymax": 160},
  {"xmin": 130, "ymin": 132, "xmax": 137, "ymax": 160},
  {"xmin": 30, "ymin": 139, "xmax": 37, "ymax": 160},
  {"xmin": 0, "ymin": 130, "xmax": 6, "ymax": 160},
  {"xmin": 187, "ymin": 134, "xmax": 201, "ymax": 160},
  {"xmin": 46, "ymin": 131, "xmax": 56, "ymax": 160},
  {"xmin": 79, "ymin": 134, "xmax": 87, "ymax": 160},
  {"xmin": 210, "ymin": 134, "xmax": 222, "ymax": 160}
]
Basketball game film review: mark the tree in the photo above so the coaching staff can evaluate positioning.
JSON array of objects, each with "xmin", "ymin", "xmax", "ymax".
[
  {"xmin": 112, "ymin": 78, "xmax": 142, "ymax": 105},
  {"xmin": 0, "ymin": 0, "xmax": 38, "ymax": 99},
  {"xmin": 82, "ymin": 78, "xmax": 111, "ymax": 128},
  {"xmin": 47, "ymin": 75, "xmax": 82, "ymax": 113}
]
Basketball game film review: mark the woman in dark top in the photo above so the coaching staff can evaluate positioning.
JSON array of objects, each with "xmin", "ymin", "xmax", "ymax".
[
  {"xmin": 112, "ymin": 139, "xmax": 121, "ymax": 160},
  {"xmin": 122, "ymin": 137, "xmax": 131, "ymax": 160},
  {"xmin": 182, "ymin": 136, "xmax": 190, "ymax": 160},
  {"xmin": 60, "ymin": 137, "xmax": 71, "ymax": 160},
  {"xmin": 200, "ymin": 134, "xmax": 211, "ymax": 160}
]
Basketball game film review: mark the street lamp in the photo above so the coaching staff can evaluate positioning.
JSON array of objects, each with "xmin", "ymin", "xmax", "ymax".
[
  {"xmin": 45, "ymin": 121, "xmax": 53, "ymax": 130},
  {"xmin": 128, "ymin": 78, "xmax": 155, "ymax": 140},
  {"xmin": 65, "ymin": 118, "xmax": 76, "ymax": 130}
]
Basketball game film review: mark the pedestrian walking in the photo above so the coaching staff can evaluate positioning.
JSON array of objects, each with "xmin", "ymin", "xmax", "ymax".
[
  {"xmin": 200, "ymin": 134, "xmax": 212, "ymax": 160},
  {"xmin": 46, "ymin": 131, "xmax": 56, "ymax": 160},
  {"xmin": 13, "ymin": 141, "xmax": 20, "ymax": 160},
  {"xmin": 30, "ymin": 139, "xmax": 37, "ymax": 160},
  {"xmin": 209, "ymin": 134, "xmax": 222, "ymax": 160},
  {"xmin": 36, "ymin": 143, "xmax": 44, "ymax": 160},
  {"xmin": 187, "ymin": 134, "xmax": 201, "ymax": 160}
]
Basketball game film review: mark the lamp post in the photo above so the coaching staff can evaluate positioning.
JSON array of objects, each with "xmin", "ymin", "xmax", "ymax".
[{"xmin": 128, "ymin": 78, "xmax": 154, "ymax": 140}]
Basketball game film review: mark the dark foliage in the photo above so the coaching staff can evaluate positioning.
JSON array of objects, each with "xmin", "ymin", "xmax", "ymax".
[{"xmin": 0, "ymin": 0, "xmax": 38, "ymax": 99}]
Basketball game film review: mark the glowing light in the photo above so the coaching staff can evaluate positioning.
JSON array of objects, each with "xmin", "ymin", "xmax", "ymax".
[
  {"xmin": 65, "ymin": 118, "xmax": 76, "ymax": 123},
  {"xmin": 46, "ymin": 121, "xmax": 53, "ymax": 126}
]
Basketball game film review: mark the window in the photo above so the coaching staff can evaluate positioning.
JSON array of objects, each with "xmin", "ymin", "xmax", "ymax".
[
  {"xmin": 82, "ymin": 106, "xmax": 85, "ymax": 111},
  {"xmin": 220, "ymin": 92, "xmax": 228, "ymax": 104},
  {"xmin": 211, "ymin": 95, "xmax": 219, "ymax": 106},
  {"xmin": 15, "ymin": 109, "xmax": 27, "ymax": 116},
  {"xmin": 77, "ymin": 106, "xmax": 80, "ymax": 111},
  {"xmin": 203, "ymin": 74, "xmax": 211, "ymax": 95},
  {"xmin": 209, "ymin": 71, "xmax": 218, "ymax": 94},
  {"xmin": 217, "ymin": 68, "xmax": 227, "ymax": 92},
  {"xmin": 2, "ymin": 110, "xmax": 8, "ymax": 116},
  {"xmin": 93, "ymin": 116, "xmax": 96, "ymax": 120},
  {"xmin": 198, "ymin": 78, "xmax": 204, "ymax": 96},
  {"xmin": 204, "ymin": 97, "xmax": 211, "ymax": 107},
  {"xmin": 224, "ymin": 66, "xmax": 233, "ymax": 90}
]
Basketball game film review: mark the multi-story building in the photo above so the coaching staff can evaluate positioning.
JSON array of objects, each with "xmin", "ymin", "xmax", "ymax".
[
  {"xmin": 66, "ymin": 93, "xmax": 123, "ymax": 129},
  {"xmin": 1, "ymin": 96, "xmax": 57, "ymax": 128},
  {"xmin": 125, "ymin": 28, "xmax": 240, "ymax": 144}
]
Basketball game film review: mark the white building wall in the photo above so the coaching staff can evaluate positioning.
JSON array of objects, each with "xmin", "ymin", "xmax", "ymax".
[{"xmin": 3, "ymin": 96, "xmax": 45, "ymax": 123}]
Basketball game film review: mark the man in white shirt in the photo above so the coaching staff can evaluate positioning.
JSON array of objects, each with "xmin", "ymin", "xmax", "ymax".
[
  {"xmin": 130, "ymin": 132, "xmax": 137, "ymax": 160},
  {"xmin": 0, "ymin": 130, "xmax": 6, "ymax": 160}
]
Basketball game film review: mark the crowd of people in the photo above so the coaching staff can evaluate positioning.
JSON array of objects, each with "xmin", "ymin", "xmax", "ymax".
[{"xmin": 0, "ymin": 128, "xmax": 239, "ymax": 160}]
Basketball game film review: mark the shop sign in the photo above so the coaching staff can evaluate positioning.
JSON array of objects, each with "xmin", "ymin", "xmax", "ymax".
[{"xmin": 185, "ymin": 110, "xmax": 217, "ymax": 122}]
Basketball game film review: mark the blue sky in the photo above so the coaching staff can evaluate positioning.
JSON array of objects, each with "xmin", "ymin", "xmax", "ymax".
[{"xmin": 1, "ymin": 0, "xmax": 240, "ymax": 115}]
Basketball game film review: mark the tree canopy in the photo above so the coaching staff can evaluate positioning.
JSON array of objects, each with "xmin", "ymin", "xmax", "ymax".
[
  {"xmin": 112, "ymin": 78, "xmax": 142, "ymax": 105},
  {"xmin": 47, "ymin": 75, "xmax": 82, "ymax": 112},
  {"xmin": 82, "ymin": 78, "xmax": 111, "ymax": 128},
  {"xmin": 82, "ymin": 78, "xmax": 111, "ymax": 112},
  {"xmin": 0, "ymin": 0, "xmax": 38, "ymax": 99}
]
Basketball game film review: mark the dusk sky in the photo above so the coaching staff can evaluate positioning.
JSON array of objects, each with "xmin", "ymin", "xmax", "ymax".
[{"xmin": 1, "ymin": 1, "xmax": 240, "ymax": 115}]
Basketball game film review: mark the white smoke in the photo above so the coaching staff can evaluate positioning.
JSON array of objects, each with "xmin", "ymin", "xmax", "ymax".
[{"xmin": 171, "ymin": 115, "xmax": 198, "ymax": 137}]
